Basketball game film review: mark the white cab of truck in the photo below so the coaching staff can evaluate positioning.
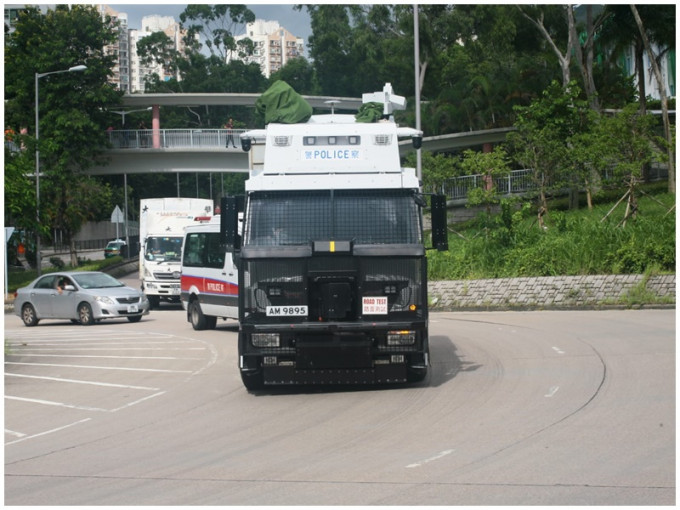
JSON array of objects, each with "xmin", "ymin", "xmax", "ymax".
[{"xmin": 139, "ymin": 197, "xmax": 213, "ymax": 308}]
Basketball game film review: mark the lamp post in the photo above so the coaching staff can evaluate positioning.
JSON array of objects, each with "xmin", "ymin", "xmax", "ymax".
[
  {"xmin": 108, "ymin": 106, "xmax": 152, "ymax": 127},
  {"xmin": 34, "ymin": 64, "xmax": 86, "ymax": 276}
]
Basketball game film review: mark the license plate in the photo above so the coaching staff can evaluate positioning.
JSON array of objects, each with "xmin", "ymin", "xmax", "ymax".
[
  {"xmin": 171, "ymin": 288, "xmax": 180, "ymax": 295},
  {"xmin": 266, "ymin": 305, "xmax": 308, "ymax": 316},
  {"xmin": 127, "ymin": 304, "xmax": 139, "ymax": 313}
]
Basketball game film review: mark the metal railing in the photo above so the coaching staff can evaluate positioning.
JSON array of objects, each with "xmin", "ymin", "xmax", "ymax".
[
  {"xmin": 107, "ymin": 128, "xmax": 247, "ymax": 149},
  {"xmin": 443, "ymin": 169, "xmax": 536, "ymax": 200},
  {"xmin": 443, "ymin": 165, "xmax": 668, "ymax": 201}
]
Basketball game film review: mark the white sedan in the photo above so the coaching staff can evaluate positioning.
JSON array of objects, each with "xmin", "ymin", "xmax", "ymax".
[{"xmin": 14, "ymin": 271, "xmax": 150, "ymax": 326}]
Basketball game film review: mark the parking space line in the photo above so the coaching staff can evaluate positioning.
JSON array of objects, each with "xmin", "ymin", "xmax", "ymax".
[
  {"xmin": 5, "ymin": 373, "xmax": 160, "ymax": 391},
  {"xmin": 5, "ymin": 395, "xmax": 109, "ymax": 412},
  {"xmin": 110, "ymin": 391, "xmax": 166, "ymax": 412},
  {"xmin": 9, "ymin": 354, "xmax": 204, "ymax": 360},
  {"xmin": 5, "ymin": 418, "xmax": 92, "ymax": 446},
  {"xmin": 6, "ymin": 362, "xmax": 193, "ymax": 374}
]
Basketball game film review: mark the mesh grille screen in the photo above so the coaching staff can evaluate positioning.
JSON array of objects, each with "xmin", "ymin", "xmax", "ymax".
[
  {"xmin": 243, "ymin": 257, "xmax": 423, "ymax": 318},
  {"xmin": 244, "ymin": 190, "xmax": 421, "ymax": 246}
]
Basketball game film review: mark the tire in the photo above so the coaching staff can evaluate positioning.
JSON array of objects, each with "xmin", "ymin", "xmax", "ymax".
[
  {"xmin": 189, "ymin": 300, "xmax": 217, "ymax": 330},
  {"xmin": 127, "ymin": 315, "xmax": 142, "ymax": 323},
  {"xmin": 407, "ymin": 366, "xmax": 428, "ymax": 383},
  {"xmin": 240, "ymin": 369, "xmax": 264, "ymax": 391},
  {"xmin": 78, "ymin": 302, "xmax": 95, "ymax": 325},
  {"xmin": 21, "ymin": 304, "xmax": 39, "ymax": 327}
]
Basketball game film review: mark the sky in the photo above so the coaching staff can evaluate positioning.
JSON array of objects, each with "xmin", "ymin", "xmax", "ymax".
[{"xmin": 108, "ymin": 3, "xmax": 313, "ymax": 45}]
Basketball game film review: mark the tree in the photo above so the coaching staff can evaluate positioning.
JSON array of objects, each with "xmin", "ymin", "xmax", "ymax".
[
  {"xmin": 268, "ymin": 57, "xmax": 318, "ymax": 95},
  {"xmin": 508, "ymin": 82, "xmax": 589, "ymax": 226},
  {"xmin": 304, "ymin": 5, "xmax": 356, "ymax": 96},
  {"xmin": 597, "ymin": 104, "xmax": 660, "ymax": 226},
  {"xmin": 4, "ymin": 5, "xmax": 122, "ymax": 267},
  {"xmin": 630, "ymin": 5, "xmax": 675, "ymax": 194},
  {"xmin": 460, "ymin": 146, "xmax": 511, "ymax": 221},
  {"xmin": 179, "ymin": 4, "xmax": 256, "ymax": 61}
]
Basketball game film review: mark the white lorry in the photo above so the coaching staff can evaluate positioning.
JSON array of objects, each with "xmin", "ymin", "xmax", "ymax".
[
  {"xmin": 221, "ymin": 83, "xmax": 449, "ymax": 390},
  {"xmin": 139, "ymin": 198, "xmax": 213, "ymax": 308}
]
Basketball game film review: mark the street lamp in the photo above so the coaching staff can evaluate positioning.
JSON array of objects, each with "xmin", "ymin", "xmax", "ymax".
[
  {"xmin": 108, "ymin": 106, "xmax": 152, "ymax": 127},
  {"xmin": 34, "ymin": 64, "xmax": 87, "ymax": 276}
]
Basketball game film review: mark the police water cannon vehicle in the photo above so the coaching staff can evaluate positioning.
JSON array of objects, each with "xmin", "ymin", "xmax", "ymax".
[{"xmin": 222, "ymin": 82, "xmax": 448, "ymax": 390}]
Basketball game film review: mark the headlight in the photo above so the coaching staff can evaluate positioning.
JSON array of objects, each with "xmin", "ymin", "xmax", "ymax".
[
  {"xmin": 252, "ymin": 333, "xmax": 280, "ymax": 347},
  {"xmin": 94, "ymin": 296, "xmax": 115, "ymax": 305},
  {"xmin": 387, "ymin": 330, "xmax": 416, "ymax": 345}
]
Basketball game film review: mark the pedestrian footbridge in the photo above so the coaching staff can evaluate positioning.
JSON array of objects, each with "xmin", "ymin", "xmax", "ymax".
[{"xmin": 90, "ymin": 126, "xmax": 515, "ymax": 176}]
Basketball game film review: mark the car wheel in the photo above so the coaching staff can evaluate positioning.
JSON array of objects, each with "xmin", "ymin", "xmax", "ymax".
[
  {"xmin": 189, "ymin": 300, "xmax": 214, "ymax": 330},
  {"xmin": 78, "ymin": 302, "xmax": 95, "ymax": 325},
  {"xmin": 127, "ymin": 315, "xmax": 142, "ymax": 323},
  {"xmin": 21, "ymin": 304, "xmax": 39, "ymax": 327}
]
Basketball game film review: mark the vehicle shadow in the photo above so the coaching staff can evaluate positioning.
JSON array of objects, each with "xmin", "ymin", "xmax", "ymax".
[{"xmin": 426, "ymin": 335, "xmax": 481, "ymax": 388}]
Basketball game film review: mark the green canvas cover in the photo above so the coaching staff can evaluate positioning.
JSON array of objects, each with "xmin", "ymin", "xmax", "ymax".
[
  {"xmin": 355, "ymin": 102, "xmax": 384, "ymax": 123},
  {"xmin": 256, "ymin": 80, "xmax": 313, "ymax": 124}
]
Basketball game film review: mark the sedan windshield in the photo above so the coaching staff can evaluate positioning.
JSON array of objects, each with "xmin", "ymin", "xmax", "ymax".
[{"xmin": 73, "ymin": 273, "xmax": 125, "ymax": 289}]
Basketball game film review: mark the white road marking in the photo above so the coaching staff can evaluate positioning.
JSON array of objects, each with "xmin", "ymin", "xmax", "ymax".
[
  {"xmin": 5, "ymin": 373, "xmax": 160, "ymax": 391},
  {"xmin": 552, "ymin": 346, "xmax": 565, "ymax": 355},
  {"xmin": 5, "ymin": 418, "xmax": 92, "ymax": 446},
  {"xmin": 406, "ymin": 449, "xmax": 454, "ymax": 468},
  {"xmin": 545, "ymin": 386, "xmax": 560, "ymax": 398},
  {"xmin": 8, "ymin": 354, "xmax": 203, "ymax": 360},
  {"xmin": 5, "ymin": 395, "xmax": 109, "ymax": 412},
  {"xmin": 5, "ymin": 361, "xmax": 193, "ymax": 374},
  {"xmin": 110, "ymin": 391, "xmax": 166, "ymax": 412},
  {"xmin": 4, "ymin": 429, "xmax": 26, "ymax": 438}
]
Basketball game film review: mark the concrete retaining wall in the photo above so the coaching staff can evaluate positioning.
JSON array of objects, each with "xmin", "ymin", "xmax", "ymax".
[{"xmin": 428, "ymin": 274, "xmax": 675, "ymax": 310}]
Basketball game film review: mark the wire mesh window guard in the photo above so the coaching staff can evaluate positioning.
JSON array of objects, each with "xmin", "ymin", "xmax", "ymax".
[{"xmin": 244, "ymin": 190, "xmax": 422, "ymax": 246}]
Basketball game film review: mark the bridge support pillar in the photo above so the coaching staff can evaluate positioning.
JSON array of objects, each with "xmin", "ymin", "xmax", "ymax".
[{"xmin": 152, "ymin": 104, "xmax": 161, "ymax": 149}]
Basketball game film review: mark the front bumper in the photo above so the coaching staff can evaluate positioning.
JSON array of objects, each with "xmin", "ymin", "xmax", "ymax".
[{"xmin": 93, "ymin": 298, "xmax": 150, "ymax": 319}]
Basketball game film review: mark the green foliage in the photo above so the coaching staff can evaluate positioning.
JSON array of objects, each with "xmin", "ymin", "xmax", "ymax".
[
  {"xmin": 406, "ymin": 151, "xmax": 461, "ymax": 194},
  {"xmin": 428, "ymin": 191, "xmax": 675, "ymax": 280},
  {"xmin": 4, "ymin": 5, "xmax": 124, "ymax": 267}
]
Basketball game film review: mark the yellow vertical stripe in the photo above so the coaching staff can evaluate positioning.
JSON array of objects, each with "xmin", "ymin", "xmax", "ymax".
[{"xmin": 330, "ymin": 241, "xmax": 335, "ymax": 252}]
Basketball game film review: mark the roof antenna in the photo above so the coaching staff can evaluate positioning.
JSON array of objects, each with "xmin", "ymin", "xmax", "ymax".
[{"xmin": 325, "ymin": 100, "xmax": 340, "ymax": 117}]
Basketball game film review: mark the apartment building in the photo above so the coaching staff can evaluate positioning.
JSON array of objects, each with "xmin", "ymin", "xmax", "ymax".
[
  {"xmin": 129, "ymin": 15, "xmax": 187, "ymax": 92},
  {"xmin": 98, "ymin": 5, "xmax": 130, "ymax": 93},
  {"xmin": 232, "ymin": 19, "xmax": 305, "ymax": 78}
]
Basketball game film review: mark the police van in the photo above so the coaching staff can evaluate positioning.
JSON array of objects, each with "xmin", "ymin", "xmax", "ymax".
[{"xmin": 180, "ymin": 216, "xmax": 239, "ymax": 330}]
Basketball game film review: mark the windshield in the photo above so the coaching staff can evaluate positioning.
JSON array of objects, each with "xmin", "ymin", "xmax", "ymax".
[
  {"xmin": 145, "ymin": 236, "xmax": 183, "ymax": 261},
  {"xmin": 73, "ymin": 273, "xmax": 125, "ymax": 289},
  {"xmin": 245, "ymin": 190, "xmax": 422, "ymax": 246}
]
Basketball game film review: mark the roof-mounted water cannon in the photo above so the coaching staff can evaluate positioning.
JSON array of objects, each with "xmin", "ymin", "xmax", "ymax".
[{"xmin": 362, "ymin": 83, "xmax": 406, "ymax": 117}]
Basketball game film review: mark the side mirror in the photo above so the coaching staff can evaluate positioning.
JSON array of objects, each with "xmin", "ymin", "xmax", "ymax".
[
  {"xmin": 430, "ymin": 194, "xmax": 448, "ymax": 251},
  {"xmin": 63, "ymin": 285, "xmax": 76, "ymax": 292},
  {"xmin": 221, "ymin": 195, "xmax": 244, "ymax": 251}
]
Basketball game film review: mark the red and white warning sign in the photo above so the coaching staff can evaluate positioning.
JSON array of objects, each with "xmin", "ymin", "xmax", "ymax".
[{"xmin": 362, "ymin": 296, "xmax": 388, "ymax": 315}]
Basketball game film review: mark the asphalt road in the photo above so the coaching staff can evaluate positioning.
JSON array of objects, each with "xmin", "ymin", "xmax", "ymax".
[{"xmin": 4, "ymin": 295, "xmax": 675, "ymax": 505}]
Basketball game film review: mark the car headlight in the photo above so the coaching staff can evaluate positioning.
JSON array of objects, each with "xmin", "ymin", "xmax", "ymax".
[
  {"xmin": 252, "ymin": 333, "xmax": 280, "ymax": 347},
  {"xmin": 387, "ymin": 330, "xmax": 416, "ymax": 345},
  {"xmin": 94, "ymin": 296, "xmax": 116, "ymax": 305}
]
